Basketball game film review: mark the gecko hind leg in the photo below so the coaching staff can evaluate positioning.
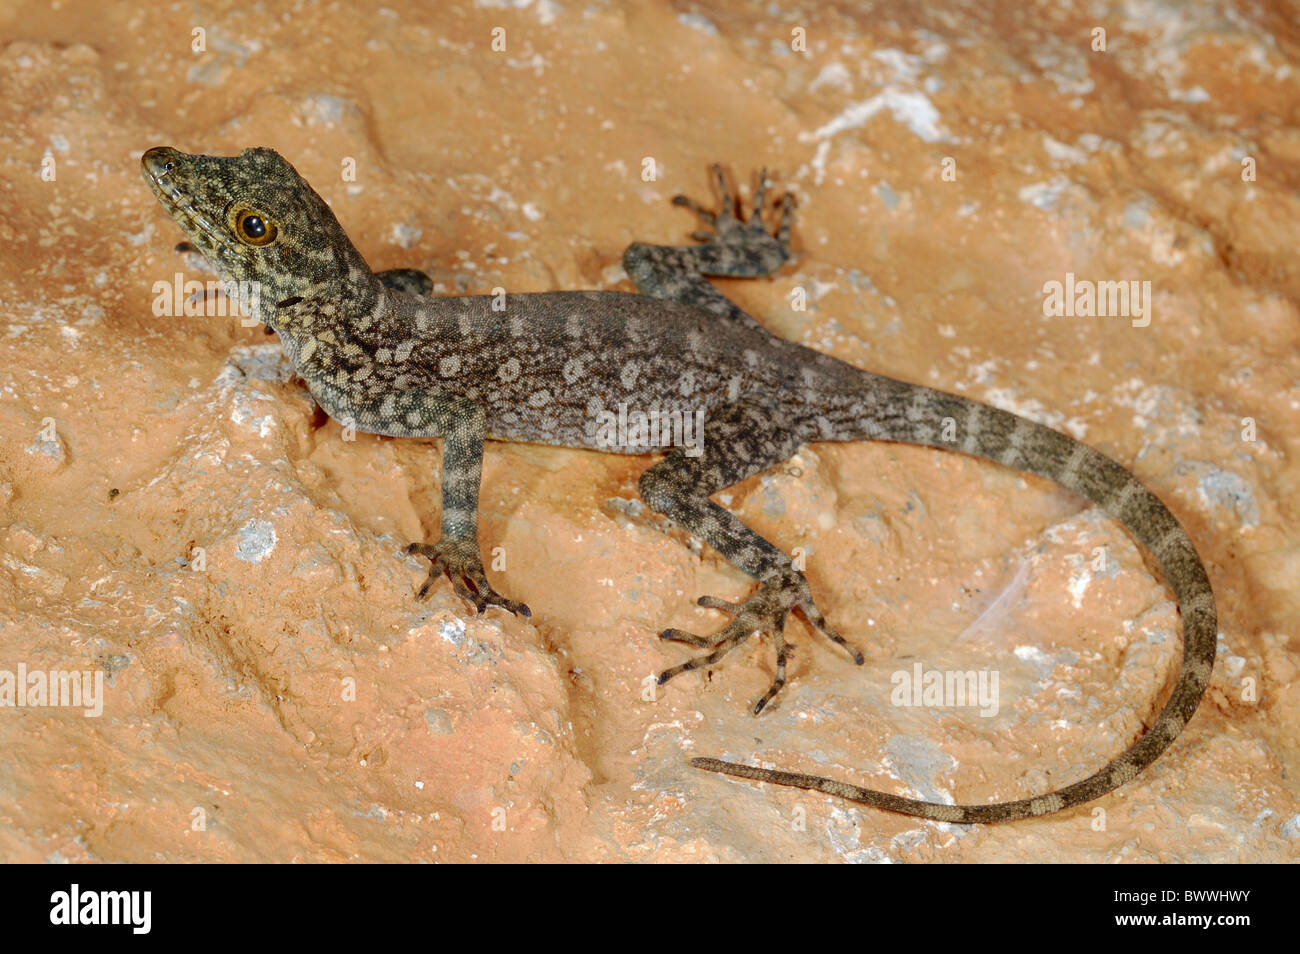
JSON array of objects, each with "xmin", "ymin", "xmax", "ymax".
[{"xmin": 640, "ymin": 400, "xmax": 863, "ymax": 713}]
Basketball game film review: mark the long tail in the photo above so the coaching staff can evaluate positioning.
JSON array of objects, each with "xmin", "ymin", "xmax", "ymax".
[{"xmin": 693, "ymin": 381, "xmax": 1217, "ymax": 823}]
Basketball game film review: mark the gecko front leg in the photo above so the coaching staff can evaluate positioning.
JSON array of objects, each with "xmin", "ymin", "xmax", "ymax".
[
  {"xmin": 375, "ymin": 268, "xmax": 435, "ymax": 297},
  {"xmin": 622, "ymin": 164, "xmax": 795, "ymax": 334},
  {"xmin": 392, "ymin": 395, "xmax": 529, "ymax": 617}
]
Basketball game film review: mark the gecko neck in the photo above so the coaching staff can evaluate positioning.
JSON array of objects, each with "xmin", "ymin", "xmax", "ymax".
[
  {"xmin": 260, "ymin": 263, "xmax": 385, "ymax": 334},
  {"xmin": 270, "ymin": 268, "xmax": 391, "ymax": 411}
]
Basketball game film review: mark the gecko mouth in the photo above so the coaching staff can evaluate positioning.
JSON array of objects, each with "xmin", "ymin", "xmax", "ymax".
[{"xmin": 141, "ymin": 147, "xmax": 241, "ymax": 256}]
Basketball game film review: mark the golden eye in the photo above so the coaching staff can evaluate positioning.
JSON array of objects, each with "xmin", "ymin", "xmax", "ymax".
[{"xmin": 234, "ymin": 209, "xmax": 277, "ymax": 246}]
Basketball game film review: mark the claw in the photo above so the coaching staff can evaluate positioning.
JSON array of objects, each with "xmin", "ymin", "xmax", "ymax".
[
  {"xmin": 710, "ymin": 162, "xmax": 733, "ymax": 212},
  {"xmin": 798, "ymin": 600, "xmax": 865, "ymax": 665},
  {"xmin": 657, "ymin": 663, "xmax": 689, "ymax": 685}
]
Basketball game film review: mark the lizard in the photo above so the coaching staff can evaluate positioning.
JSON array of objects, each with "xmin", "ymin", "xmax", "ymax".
[{"xmin": 140, "ymin": 145, "xmax": 1217, "ymax": 824}]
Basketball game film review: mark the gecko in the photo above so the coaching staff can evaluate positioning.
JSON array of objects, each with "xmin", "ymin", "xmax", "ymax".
[{"xmin": 141, "ymin": 145, "xmax": 1217, "ymax": 824}]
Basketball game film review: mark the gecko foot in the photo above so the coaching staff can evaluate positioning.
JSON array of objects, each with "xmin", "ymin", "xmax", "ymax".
[
  {"xmin": 406, "ymin": 538, "xmax": 530, "ymax": 618},
  {"xmin": 671, "ymin": 164, "xmax": 795, "ymax": 276},
  {"xmin": 657, "ymin": 569, "xmax": 863, "ymax": 713}
]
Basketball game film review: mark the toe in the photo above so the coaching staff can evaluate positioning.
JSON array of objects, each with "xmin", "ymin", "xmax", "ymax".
[
  {"xmin": 660, "ymin": 627, "xmax": 711, "ymax": 647},
  {"xmin": 415, "ymin": 567, "xmax": 439, "ymax": 601},
  {"xmin": 697, "ymin": 594, "xmax": 742, "ymax": 614},
  {"xmin": 491, "ymin": 592, "xmax": 530, "ymax": 617},
  {"xmin": 448, "ymin": 573, "xmax": 480, "ymax": 609},
  {"xmin": 657, "ymin": 662, "xmax": 691, "ymax": 685},
  {"xmin": 710, "ymin": 163, "xmax": 732, "ymax": 208},
  {"xmin": 673, "ymin": 194, "xmax": 717, "ymax": 223}
]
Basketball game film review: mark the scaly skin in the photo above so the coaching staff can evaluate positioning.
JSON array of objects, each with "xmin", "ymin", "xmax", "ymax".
[{"xmin": 142, "ymin": 146, "xmax": 1217, "ymax": 823}]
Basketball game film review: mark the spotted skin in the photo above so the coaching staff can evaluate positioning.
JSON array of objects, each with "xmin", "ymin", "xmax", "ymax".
[
  {"xmin": 142, "ymin": 147, "xmax": 1217, "ymax": 823},
  {"xmin": 176, "ymin": 239, "xmax": 435, "ymax": 299}
]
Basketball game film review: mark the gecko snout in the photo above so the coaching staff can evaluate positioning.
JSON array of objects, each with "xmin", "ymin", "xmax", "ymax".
[{"xmin": 141, "ymin": 146, "xmax": 185, "ymax": 181}]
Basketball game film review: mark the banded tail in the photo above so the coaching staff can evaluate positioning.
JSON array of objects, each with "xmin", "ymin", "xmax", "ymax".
[{"xmin": 694, "ymin": 381, "xmax": 1217, "ymax": 823}]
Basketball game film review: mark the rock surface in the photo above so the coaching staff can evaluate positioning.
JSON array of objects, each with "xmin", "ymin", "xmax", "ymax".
[{"xmin": 0, "ymin": 0, "xmax": 1296, "ymax": 862}]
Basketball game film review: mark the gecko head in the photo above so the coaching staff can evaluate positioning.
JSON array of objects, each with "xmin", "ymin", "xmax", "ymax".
[{"xmin": 141, "ymin": 146, "xmax": 376, "ymax": 325}]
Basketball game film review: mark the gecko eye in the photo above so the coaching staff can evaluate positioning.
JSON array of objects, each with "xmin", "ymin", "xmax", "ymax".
[{"xmin": 232, "ymin": 208, "xmax": 278, "ymax": 247}]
